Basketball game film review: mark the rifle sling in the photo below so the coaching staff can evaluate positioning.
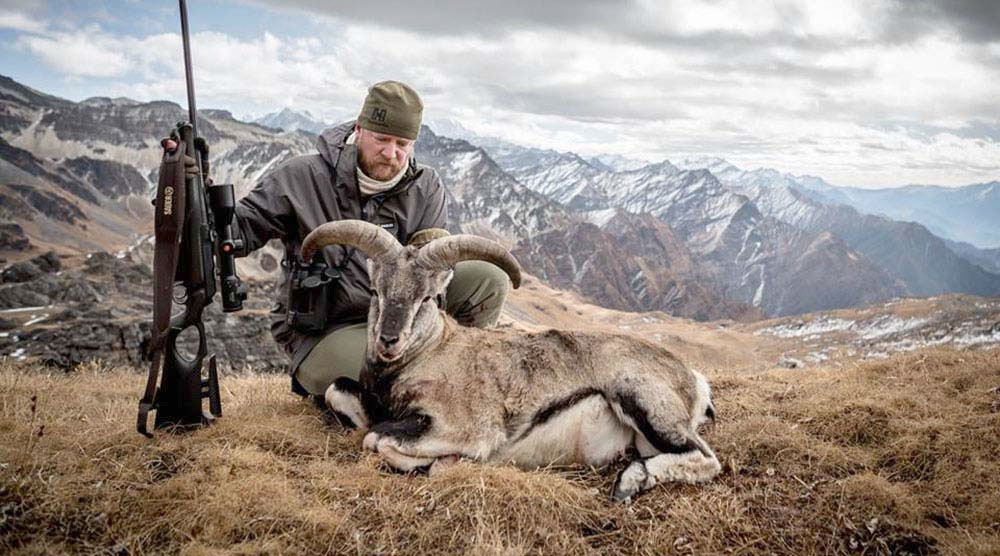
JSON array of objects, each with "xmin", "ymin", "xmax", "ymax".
[{"xmin": 139, "ymin": 141, "xmax": 189, "ymax": 434}]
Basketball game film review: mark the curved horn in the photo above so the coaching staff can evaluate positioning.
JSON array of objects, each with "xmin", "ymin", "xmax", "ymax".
[
  {"xmin": 300, "ymin": 219, "xmax": 401, "ymax": 261},
  {"xmin": 416, "ymin": 235, "xmax": 522, "ymax": 289}
]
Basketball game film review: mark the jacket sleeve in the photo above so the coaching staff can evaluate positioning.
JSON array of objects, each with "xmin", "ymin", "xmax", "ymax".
[
  {"xmin": 412, "ymin": 169, "xmax": 447, "ymax": 232},
  {"xmin": 233, "ymin": 171, "xmax": 295, "ymax": 254}
]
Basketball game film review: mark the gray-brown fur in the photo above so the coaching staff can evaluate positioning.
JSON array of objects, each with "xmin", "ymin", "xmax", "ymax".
[{"xmin": 302, "ymin": 220, "xmax": 720, "ymax": 501}]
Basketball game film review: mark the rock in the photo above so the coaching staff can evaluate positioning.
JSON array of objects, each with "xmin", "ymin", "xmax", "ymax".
[
  {"xmin": 1, "ymin": 260, "xmax": 41, "ymax": 283},
  {"xmin": 49, "ymin": 308, "xmax": 81, "ymax": 323},
  {"xmin": 34, "ymin": 251, "xmax": 61, "ymax": 273},
  {"xmin": 83, "ymin": 251, "xmax": 151, "ymax": 282},
  {"xmin": 53, "ymin": 281, "xmax": 102, "ymax": 305},
  {"xmin": 0, "ymin": 286, "xmax": 49, "ymax": 308},
  {"xmin": 778, "ymin": 355, "xmax": 804, "ymax": 369},
  {"xmin": 0, "ymin": 223, "xmax": 30, "ymax": 251},
  {"xmin": 0, "ymin": 251, "xmax": 63, "ymax": 284},
  {"xmin": 0, "ymin": 318, "xmax": 16, "ymax": 330},
  {"xmin": 0, "ymin": 251, "xmax": 62, "ymax": 284},
  {"xmin": 0, "ymin": 246, "xmax": 289, "ymax": 371}
]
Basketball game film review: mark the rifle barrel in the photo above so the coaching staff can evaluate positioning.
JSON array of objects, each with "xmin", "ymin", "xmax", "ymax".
[{"xmin": 178, "ymin": 0, "xmax": 198, "ymax": 138}]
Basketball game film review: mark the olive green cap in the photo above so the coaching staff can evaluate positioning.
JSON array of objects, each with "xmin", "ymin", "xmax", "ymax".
[{"xmin": 357, "ymin": 80, "xmax": 423, "ymax": 140}]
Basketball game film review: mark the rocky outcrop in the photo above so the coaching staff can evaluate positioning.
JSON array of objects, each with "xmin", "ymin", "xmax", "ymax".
[
  {"xmin": 0, "ymin": 137, "xmax": 98, "ymax": 203},
  {"xmin": 1, "ymin": 250, "xmax": 60, "ymax": 283},
  {"xmin": 0, "ymin": 223, "xmax": 30, "ymax": 250},
  {"xmin": 14, "ymin": 307, "xmax": 287, "ymax": 371},
  {"xmin": 2, "ymin": 184, "xmax": 87, "ymax": 224},
  {"xmin": 61, "ymin": 157, "xmax": 148, "ymax": 199},
  {"xmin": 0, "ymin": 250, "xmax": 289, "ymax": 371}
]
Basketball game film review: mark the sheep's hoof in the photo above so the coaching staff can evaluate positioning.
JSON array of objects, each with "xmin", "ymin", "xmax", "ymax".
[
  {"xmin": 428, "ymin": 455, "xmax": 459, "ymax": 477},
  {"xmin": 611, "ymin": 460, "xmax": 649, "ymax": 502},
  {"xmin": 363, "ymin": 431, "xmax": 379, "ymax": 452}
]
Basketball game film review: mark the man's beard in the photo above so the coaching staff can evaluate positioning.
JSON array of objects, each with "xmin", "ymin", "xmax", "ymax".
[{"xmin": 358, "ymin": 151, "xmax": 406, "ymax": 181}]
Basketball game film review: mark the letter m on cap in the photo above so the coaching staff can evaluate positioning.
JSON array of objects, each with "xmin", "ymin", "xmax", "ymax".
[{"xmin": 371, "ymin": 108, "xmax": 387, "ymax": 123}]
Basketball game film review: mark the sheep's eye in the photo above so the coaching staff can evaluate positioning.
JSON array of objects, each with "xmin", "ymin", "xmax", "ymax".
[{"xmin": 422, "ymin": 296, "xmax": 432, "ymax": 303}]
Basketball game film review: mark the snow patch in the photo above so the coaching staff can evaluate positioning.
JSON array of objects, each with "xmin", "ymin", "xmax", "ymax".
[
  {"xmin": 805, "ymin": 351, "xmax": 829, "ymax": 363},
  {"xmin": 857, "ymin": 316, "xmax": 930, "ymax": 340},
  {"xmin": 756, "ymin": 317, "xmax": 855, "ymax": 338},
  {"xmin": 24, "ymin": 314, "xmax": 49, "ymax": 326},
  {"xmin": 955, "ymin": 326, "xmax": 1000, "ymax": 347},
  {"xmin": 583, "ymin": 208, "xmax": 618, "ymax": 228},
  {"xmin": 0, "ymin": 306, "xmax": 50, "ymax": 314}
]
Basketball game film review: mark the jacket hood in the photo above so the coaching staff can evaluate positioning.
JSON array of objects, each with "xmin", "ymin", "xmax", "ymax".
[{"xmin": 316, "ymin": 120, "xmax": 357, "ymax": 168}]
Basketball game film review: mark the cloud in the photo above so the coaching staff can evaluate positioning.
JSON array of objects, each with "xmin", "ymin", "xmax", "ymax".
[
  {"xmin": 244, "ymin": 0, "xmax": 623, "ymax": 36},
  {"xmin": 16, "ymin": 29, "xmax": 134, "ymax": 77},
  {"xmin": 5, "ymin": 0, "xmax": 999, "ymax": 187},
  {"xmin": 0, "ymin": 9, "xmax": 45, "ymax": 33},
  {"xmin": 880, "ymin": 0, "xmax": 1000, "ymax": 44}
]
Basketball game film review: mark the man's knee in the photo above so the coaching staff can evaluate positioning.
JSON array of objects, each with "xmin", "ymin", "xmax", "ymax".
[
  {"xmin": 446, "ymin": 260, "xmax": 511, "ymax": 328},
  {"xmin": 294, "ymin": 323, "xmax": 367, "ymax": 396}
]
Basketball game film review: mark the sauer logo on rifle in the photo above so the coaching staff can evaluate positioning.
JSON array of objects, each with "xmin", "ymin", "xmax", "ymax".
[{"xmin": 162, "ymin": 186, "xmax": 174, "ymax": 216}]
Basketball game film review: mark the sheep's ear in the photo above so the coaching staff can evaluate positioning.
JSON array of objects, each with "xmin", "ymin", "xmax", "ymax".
[{"xmin": 436, "ymin": 269, "xmax": 455, "ymax": 293}]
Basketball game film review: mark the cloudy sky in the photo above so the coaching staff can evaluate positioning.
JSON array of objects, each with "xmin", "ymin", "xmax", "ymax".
[{"xmin": 1, "ymin": 0, "xmax": 998, "ymax": 187}]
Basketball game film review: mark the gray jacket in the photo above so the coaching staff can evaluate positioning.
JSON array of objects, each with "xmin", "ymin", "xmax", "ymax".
[{"xmin": 234, "ymin": 121, "xmax": 447, "ymax": 372}]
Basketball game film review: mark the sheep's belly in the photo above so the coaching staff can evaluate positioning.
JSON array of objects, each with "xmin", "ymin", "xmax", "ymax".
[{"xmin": 498, "ymin": 395, "xmax": 633, "ymax": 468}]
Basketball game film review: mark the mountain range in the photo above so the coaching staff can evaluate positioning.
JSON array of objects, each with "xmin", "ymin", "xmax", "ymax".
[
  {"xmin": 1, "ymin": 75, "xmax": 998, "ymax": 320},
  {"xmin": 253, "ymin": 107, "xmax": 335, "ymax": 135}
]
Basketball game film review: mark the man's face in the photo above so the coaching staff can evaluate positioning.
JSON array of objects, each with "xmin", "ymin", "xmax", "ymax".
[{"xmin": 356, "ymin": 125, "xmax": 414, "ymax": 181}]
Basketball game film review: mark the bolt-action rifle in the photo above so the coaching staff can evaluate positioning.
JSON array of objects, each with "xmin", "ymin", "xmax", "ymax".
[{"xmin": 137, "ymin": 0, "xmax": 248, "ymax": 437}]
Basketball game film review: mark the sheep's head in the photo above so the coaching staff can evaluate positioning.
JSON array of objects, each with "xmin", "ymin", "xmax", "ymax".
[{"xmin": 301, "ymin": 220, "xmax": 521, "ymax": 363}]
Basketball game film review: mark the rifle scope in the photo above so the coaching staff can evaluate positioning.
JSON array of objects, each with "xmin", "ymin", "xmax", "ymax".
[{"xmin": 208, "ymin": 183, "xmax": 248, "ymax": 312}]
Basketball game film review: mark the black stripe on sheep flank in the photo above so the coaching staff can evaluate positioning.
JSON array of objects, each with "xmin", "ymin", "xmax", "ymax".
[{"xmin": 515, "ymin": 388, "xmax": 604, "ymax": 441}]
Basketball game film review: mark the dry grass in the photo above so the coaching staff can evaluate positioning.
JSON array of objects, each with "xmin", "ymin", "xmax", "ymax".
[{"xmin": 2, "ymin": 347, "xmax": 999, "ymax": 555}]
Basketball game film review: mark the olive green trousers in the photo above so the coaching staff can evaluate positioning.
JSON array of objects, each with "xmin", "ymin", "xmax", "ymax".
[{"xmin": 294, "ymin": 261, "xmax": 510, "ymax": 395}]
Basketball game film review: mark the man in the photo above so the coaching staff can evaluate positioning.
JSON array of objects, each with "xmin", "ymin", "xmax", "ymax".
[{"xmin": 231, "ymin": 81, "xmax": 511, "ymax": 398}]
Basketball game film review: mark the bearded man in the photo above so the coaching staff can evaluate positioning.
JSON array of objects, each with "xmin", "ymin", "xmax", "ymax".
[{"xmin": 232, "ymin": 81, "xmax": 511, "ymax": 398}]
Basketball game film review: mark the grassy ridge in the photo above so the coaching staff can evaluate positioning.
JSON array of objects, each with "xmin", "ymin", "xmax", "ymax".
[{"xmin": 1, "ymin": 348, "xmax": 999, "ymax": 555}]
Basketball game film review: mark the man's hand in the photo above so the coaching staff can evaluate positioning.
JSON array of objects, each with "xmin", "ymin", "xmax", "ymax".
[{"xmin": 160, "ymin": 136, "xmax": 211, "ymax": 184}]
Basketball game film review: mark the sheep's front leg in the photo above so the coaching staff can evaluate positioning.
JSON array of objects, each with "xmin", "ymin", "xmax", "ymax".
[
  {"xmin": 324, "ymin": 377, "xmax": 370, "ymax": 430},
  {"xmin": 363, "ymin": 415, "xmax": 463, "ymax": 473}
]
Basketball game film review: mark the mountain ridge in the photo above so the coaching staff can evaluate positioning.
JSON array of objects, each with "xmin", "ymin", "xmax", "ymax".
[{"xmin": 1, "ymin": 74, "xmax": 996, "ymax": 321}]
